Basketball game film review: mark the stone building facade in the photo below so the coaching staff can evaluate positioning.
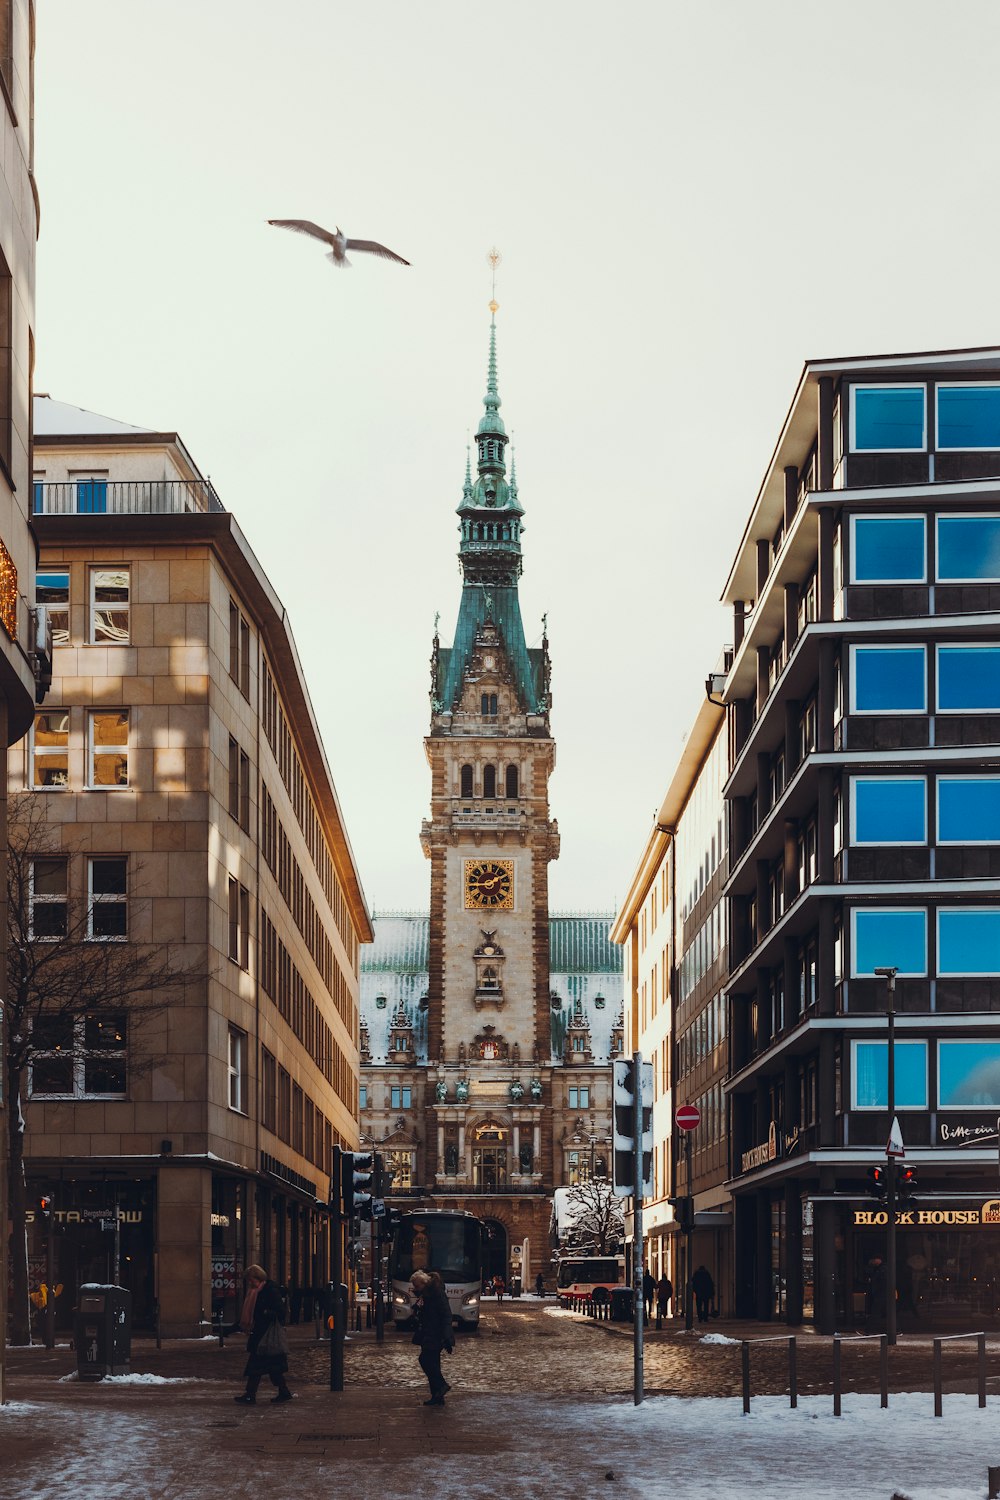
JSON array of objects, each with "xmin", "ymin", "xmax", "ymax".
[
  {"xmin": 359, "ymin": 312, "xmax": 622, "ymax": 1285},
  {"xmin": 21, "ymin": 398, "xmax": 371, "ymax": 1334}
]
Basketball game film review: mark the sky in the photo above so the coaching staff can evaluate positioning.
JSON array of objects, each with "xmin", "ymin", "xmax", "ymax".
[{"xmin": 32, "ymin": 1, "xmax": 1000, "ymax": 919}]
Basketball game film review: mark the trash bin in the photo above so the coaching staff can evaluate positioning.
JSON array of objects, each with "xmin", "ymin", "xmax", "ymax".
[
  {"xmin": 74, "ymin": 1283, "xmax": 132, "ymax": 1380},
  {"xmin": 611, "ymin": 1287, "xmax": 633, "ymax": 1323}
]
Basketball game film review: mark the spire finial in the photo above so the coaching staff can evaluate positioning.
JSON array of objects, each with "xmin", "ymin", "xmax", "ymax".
[{"xmin": 488, "ymin": 246, "xmax": 501, "ymax": 316}]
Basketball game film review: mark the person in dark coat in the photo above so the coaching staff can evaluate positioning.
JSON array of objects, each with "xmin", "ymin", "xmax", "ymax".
[
  {"xmin": 226, "ymin": 1263, "xmax": 292, "ymax": 1404},
  {"xmin": 642, "ymin": 1269, "xmax": 655, "ymax": 1323},
  {"xmin": 410, "ymin": 1269, "xmax": 454, "ymax": 1406},
  {"xmin": 656, "ymin": 1274, "xmax": 673, "ymax": 1328},
  {"xmin": 691, "ymin": 1264, "xmax": 715, "ymax": 1325}
]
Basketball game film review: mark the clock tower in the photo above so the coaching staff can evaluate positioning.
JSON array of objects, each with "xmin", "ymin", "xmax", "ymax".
[{"xmin": 419, "ymin": 303, "xmax": 560, "ymax": 1252}]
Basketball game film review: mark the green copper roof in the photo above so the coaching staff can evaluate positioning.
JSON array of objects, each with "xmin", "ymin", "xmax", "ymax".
[{"xmin": 437, "ymin": 311, "xmax": 541, "ymax": 715}]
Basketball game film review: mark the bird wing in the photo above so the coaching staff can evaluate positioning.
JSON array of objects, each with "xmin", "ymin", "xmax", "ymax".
[
  {"xmin": 268, "ymin": 219, "xmax": 337, "ymax": 246},
  {"xmin": 344, "ymin": 238, "xmax": 410, "ymax": 266}
]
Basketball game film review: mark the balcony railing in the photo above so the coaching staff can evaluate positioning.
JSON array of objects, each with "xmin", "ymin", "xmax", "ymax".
[{"xmin": 33, "ymin": 479, "xmax": 225, "ymax": 517}]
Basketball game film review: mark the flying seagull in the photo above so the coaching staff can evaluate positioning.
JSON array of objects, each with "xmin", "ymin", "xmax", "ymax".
[{"xmin": 268, "ymin": 219, "xmax": 410, "ymax": 268}]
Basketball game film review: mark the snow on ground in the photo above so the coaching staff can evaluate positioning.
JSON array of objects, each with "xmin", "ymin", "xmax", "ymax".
[{"xmin": 2, "ymin": 1390, "xmax": 999, "ymax": 1499}]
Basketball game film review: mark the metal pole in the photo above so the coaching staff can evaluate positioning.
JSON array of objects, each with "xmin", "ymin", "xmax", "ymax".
[
  {"xmin": 684, "ymin": 1130, "xmax": 694, "ymax": 1332},
  {"xmin": 884, "ymin": 971, "xmax": 898, "ymax": 1347},
  {"xmin": 44, "ymin": 1217, "xmax": 55, "ymax": 1350},
  {"xmin": 632, "ymin": 1050, "xmax": 644, "ymax": 1406},
  {"xmin": 330, "ymin": 1144, "xmax": 344, "ymax": 1393}
]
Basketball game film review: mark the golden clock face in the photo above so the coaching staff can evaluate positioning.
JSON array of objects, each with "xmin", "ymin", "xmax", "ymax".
[{"xmin": 464, "ymin": 859, "xmax": 514, "ymax": 910}]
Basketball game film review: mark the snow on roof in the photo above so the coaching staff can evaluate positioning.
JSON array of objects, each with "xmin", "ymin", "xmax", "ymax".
[{"xmin": 33, "ymin": 395, "xmax": 155, "ymax": 437}]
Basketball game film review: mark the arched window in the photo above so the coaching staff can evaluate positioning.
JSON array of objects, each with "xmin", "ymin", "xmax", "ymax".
[
  {"xmin": 483, "ymin": 764, "xmax": 497, "ymax": 799},
  {"xmin": 461, "ymin": 764, "xmax": 474, "ymax": 798},
  {"xmin": 505, "ymin": 764, "xmax": 519, "ymax": 799}
]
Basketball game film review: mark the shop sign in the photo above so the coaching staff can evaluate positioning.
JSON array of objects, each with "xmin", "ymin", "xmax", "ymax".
[
  {"xmin": 740, "ymin": 1121, "xmax": 779, "ymax": 1174},
  {"xmin": 853, "ymin": 1200, "xmax": 1000, "ymax": 1228},
  {"xmin": 938, "ymin": 1119, "xmax": 1000, "ymax": 1146},
  {"xmin": 211, "ymin": 1257, "xmax": 238, "ymax": 1292}
]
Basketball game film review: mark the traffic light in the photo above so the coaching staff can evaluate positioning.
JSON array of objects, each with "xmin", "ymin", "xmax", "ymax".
[
  {"xmin": 898, "ymin": 1166, "xmax": 918, "ymax": 1205},
  {"xmin": 867, "ymin": 1166, "xmax": 887, "ymax": 1203},
  {"xmin": 612, "ymin": 1058, "xmax": 653, "ymax": 1199},
  {"xmin": 37, "ymin": 1193, "xmax": 54, "ymax": 1222},
  {"xmin": 342, "ymin": 1151, "xmax": 374, "ymax": 1221},
  {"xmin": 668, "ymin": 1196, "xmax": 693, "ymax": 1233}
]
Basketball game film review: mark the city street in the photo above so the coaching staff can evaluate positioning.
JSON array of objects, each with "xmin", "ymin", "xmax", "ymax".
[{"xmin": 3, "ymin": 1300, "xmax": 1000, "ymax": 1499}]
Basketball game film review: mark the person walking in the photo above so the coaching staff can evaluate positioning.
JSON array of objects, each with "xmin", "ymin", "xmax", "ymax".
[
  {"xmin": 227, "ymin": 1264, "xmax": 292, "ymax": 1405},
  {"xmin": 691, "ymin": 1264, "xmax": 715, "ymax": 1325},
  {"xmin": 410, "ymin": 1269, "xmax": 454, "ymax": 1406},
  {"xmin": 655, "ymin": 1273, "xmax": 673, "ymax": 1329},
  {"xmin": 642, "ymin": 1268, "xmax": 655, "ymax": 1324}
]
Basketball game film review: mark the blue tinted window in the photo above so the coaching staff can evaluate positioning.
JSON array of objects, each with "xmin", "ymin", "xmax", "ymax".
[
  {"xmin": 852, "ymin": 778, "xmax": 926, "ymax": 844},
  {"xmin": 852, "ymin": 386, "xmax": 925, "ymax": 451},
  {"xmin": 938, "ymin": 909, "xmax": 1000, "ymax": 976},
  {"xmin": 936, "ymin": 516, "xmax": 1000, "ymax": 581},
  {"xmin": 851, "ymin": 516, "xmax": 925, "ymax": 582},
  {"xmin": 937, "ymin": 646, "xmax": 1000, "ymax": 712},
  {"xmin": 852, "ymin": 647, "xmax": 926, "ymax": 712},
  {"xmin": 938, "ymin": 1041, "xmax": 1000, "ymax": 1108},
  {"xmin": 853, "ymin": 1041, "xmax": 928, "ymax": 1109},
  {"xmin": 852, "ymin": 908, "xmax": 927, "ymax": 976},
  {"xmin": 937, "ymin": 386, "xmax": 1000, "ymax": 450},
  {"xmin": 938, "ymin": 778, "xmax": 1000, "ymax": 844}
]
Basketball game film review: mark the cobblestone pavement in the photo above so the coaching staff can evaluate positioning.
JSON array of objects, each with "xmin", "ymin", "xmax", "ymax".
[{"xmin": 3, "ymin": 1303, "xmax": 999, "ymax": 1500}]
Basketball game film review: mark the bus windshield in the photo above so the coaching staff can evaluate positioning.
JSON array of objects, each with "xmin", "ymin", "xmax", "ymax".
[
  {"xmin": 557, "ymin": 1257, "xmax": 620, "ymax": 1289},
  {"xmin": 390, "ymin": 1216, "xmax": 482, "ymax": 1283}
]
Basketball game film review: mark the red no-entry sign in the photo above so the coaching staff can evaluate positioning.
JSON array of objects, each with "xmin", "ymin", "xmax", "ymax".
[{"xmin": 676, "ymin": 1103, "xmax": 701, "ymax": 1132}]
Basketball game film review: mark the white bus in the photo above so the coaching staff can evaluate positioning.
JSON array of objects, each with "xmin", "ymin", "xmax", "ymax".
[
  {"xmin": 556, "ymin": 1254, "xmax": 626, "ymax": 1307},
  {"xmin": 388, "ymin": 1210, "xmax": 483, "ymax": 1331}
]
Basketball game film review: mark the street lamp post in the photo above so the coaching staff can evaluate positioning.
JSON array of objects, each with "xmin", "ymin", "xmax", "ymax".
[{"xmin": 874, "ymin": 966, "xmax": 898, "ymax": 1347}]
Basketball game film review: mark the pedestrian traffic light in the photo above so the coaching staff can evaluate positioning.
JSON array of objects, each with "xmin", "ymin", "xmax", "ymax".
[
  {"xmin": 668, "ymin": 1196, "xmax": 694, "ymax": 1233},
  {"xmin": 342, "ymin": 1151, "xmax": 374, "ymax": 1221},
  {"xmin": 37, "ymin": 1193, "xmax": 54, "ymax": 1221},
  {"xmin": 867, "ymin": 1166, "xmax": 887, "ymax": 1203},
  {"xmin": 612, "ymin": 1058, "xmax": 653, "ymax": 1199},
  {"xmin": 898, "ymin": 1166, "xmax": 918, "ymax": 1205}
]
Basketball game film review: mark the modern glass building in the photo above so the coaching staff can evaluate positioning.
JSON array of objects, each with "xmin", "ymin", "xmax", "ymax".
[{"xmin": 723, "ymin": 348, "xmax": 1000, "ymax": 1332}]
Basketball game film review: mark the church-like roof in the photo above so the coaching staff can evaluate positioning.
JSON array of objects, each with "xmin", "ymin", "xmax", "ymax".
[{"xmin": 360, "ymin": 912, "xmax": 622, "ymax": 1066}]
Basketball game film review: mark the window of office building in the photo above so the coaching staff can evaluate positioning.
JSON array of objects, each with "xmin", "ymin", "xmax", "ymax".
[
  {"xmin": 31, "ymin": 1013, "xmax": 127, "ymax": 1098},
  {"xmin": 938, "ymin": 777, "xmax": 1000, "ymax": 843},
  {"xmin": 29, "ymin": 857, "xmax": 67, "ymax": 938},
  {"xmin": 937, "ymin": 515, "xmax": 1000, "ymax": 582},
  {"xmin": 36, "ymin": 571, "xmax": 69, "ymax": 645},
  {"xmin": 937, "ymin": 645, "xmax": 1000, "ymax": 712},
  {"xmin": 228, "ymin": 1026, "xmax": 247, "ymax": 1113},
  {"xmin": 937, "ymin": 908, "xmax": 1000, "ymax": 976},
  {"xmin": 88, "ymin": 857, "xmax": 127, "ymax": 939},
  {"xmin": 937, "ymin": 385, "xmax": 1000, "ymax": 450},
  {"xmin": 851, "ymin": 907, "xmax": 927, "ymax": 977},
  {"xmin": 850, "ymin": 385, "xmax": 926, "ymax": 452},
  {"xmin": 850, "ymin": 645, "xmax": 926, "ymax": 714},
  {"xmin": 850, "ymin": 515, "xmax": 926, "ymax": 583},
  {"xmin": 90, "ymin": 567, "xmax": 130, "ymax": 645},
  {"xmin": 31, "ymin": 709, "xmax": 69, "ymax": 788},
  {"xmin": 938, "ymin": 1040, "xmax": 1000, "ymax": 1109},
  {"xmin": 852, "ymin": 1039, "xmax": 928, "ymax": 1110},
  {"xmin": 851, "ymin": 776, "xmax": 926, "ymax": 845},
  {"xmin": 89, "ymin": 710, "xmax": 129, "ymax": 788}
]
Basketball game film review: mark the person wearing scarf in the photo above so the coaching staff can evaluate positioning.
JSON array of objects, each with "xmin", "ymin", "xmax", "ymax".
[{"xmin": 225, "ymin": 1264, "xmax": 292, "ymax": 1405}]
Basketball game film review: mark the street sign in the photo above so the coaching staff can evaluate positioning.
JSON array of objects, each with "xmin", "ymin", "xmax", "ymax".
[
  {"xmin": 886, "ymin": 1116, "xmax": 905, "ymax": 1158},
  {"xmin": 676, "ymin": 1103, "xmax": 701, "ymax": 1132}
]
